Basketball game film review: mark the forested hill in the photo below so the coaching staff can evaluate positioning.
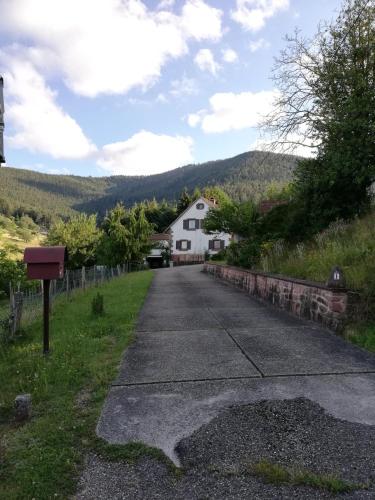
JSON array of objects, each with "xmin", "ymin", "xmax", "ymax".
[{"xmin": 0, "ymin": 150, "xmax": 299, "ymax": 221}]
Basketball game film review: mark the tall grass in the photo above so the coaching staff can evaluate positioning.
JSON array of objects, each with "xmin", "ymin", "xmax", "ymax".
[{"xmin": 260, "ymin": 212, "xmax": 375, "ymax": 292}]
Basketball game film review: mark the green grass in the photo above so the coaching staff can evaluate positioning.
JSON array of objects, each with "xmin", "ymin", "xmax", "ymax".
[
  {"xmin": 0, "ymin": 270, "xmax": 165, "ymax": 499},
  {"xmin": 251, "ymin": 459, "xmax": 368, "ymax": 494},
  {"xmin": 345, "ymin": 323, "xmax": 375, "ymax": 352},
  {"xmin": 260, "ymin": 211, "xmax": 375, "ymax": 292}
]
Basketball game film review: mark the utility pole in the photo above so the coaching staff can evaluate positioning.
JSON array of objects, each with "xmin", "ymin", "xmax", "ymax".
[{"xmin": 0, "ymin": 76, "xmax": 5, "ymax": 164}]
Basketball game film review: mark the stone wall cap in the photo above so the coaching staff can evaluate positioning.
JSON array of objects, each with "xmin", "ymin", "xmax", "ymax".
[{"xmin": 204, "ymin": 262, "xmax": 349, "ymax": 293}]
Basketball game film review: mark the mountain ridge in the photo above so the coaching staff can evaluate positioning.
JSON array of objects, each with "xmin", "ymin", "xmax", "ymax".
[{"xmin": 0, "ymin": 150, "xmax": 300, "ymax": 220}]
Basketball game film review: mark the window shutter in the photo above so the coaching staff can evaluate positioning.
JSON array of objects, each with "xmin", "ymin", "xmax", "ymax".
[
  {"xmin": 195, "ymin": 219, "xmax": 200, "ymax": 229},
  {"xmin": 187, "ymin": 240, "xmax": 191, "ymax": 250},
  {"xmin": 183, "ymin": 220, "xmax": 188, "ymax": 230},
  {"xmin": 176, "ymin": 240, "xmax": 181, "ymax": 250},
  {"xmin": 220, "ymin": 240, "xmax": 225, "ymax": 250},
  {"xmin": 208, "ymin": 240, "xmax": 214, "ymax": 250}
]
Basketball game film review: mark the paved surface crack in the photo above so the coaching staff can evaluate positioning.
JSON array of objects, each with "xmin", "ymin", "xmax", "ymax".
[{"xmin": 207, "ymin": 306, "xmax": 265, "ymax": 378}]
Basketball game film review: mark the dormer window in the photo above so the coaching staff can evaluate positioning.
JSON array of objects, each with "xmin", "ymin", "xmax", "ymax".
[{"xmin": 196, "ymin": 203, "xmax": 204, "ymax": 209}]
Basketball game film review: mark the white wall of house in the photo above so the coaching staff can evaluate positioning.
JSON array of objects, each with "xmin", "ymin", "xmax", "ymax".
[{"xmin": 170, "ymin": 197, "xmax": 231, "ymax": 257}]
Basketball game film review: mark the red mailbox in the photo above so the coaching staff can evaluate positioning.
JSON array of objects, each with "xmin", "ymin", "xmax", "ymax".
[
  {"xmin": 24, "ymin": 246, "xmax": 68, "ymax": 280},
  {"xmin": 23, "ymin": 246, "xmax": 68, "ymax": 354}
]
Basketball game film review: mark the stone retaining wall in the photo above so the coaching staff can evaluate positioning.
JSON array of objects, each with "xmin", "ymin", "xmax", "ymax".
[{"xmin": 203, "ymin": 263, "xmax": 350, "ymax": 331}]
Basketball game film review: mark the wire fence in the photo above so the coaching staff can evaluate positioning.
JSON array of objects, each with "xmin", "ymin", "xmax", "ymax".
[{"xmin": 1, "ymin": 262, "xmax": 144, "ymax": 343}]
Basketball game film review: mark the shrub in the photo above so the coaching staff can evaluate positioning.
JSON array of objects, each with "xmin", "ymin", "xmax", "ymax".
[
  {"xmin": 210, "ymin": 249, "xmax": 226, "ymax": 262},
  {"xmin": 227, "ymin": 239, "xmax": 261, "ymax": 269}
]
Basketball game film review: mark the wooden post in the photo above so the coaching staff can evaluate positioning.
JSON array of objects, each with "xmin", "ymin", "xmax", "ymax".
[
  {"xmin": 43, "ymin": 279, "xmax": 50, "ymax": 354},
  {"xmin": 82, "ymin": 266, "xmax": 86, "ymax": 290},
  {"xmin": 66, "ymin": 270, "xmax": 70, "ymax": 297},
  {"xmin": 13, "ymin": 292, "xmax": 23, "ymax": 334}
]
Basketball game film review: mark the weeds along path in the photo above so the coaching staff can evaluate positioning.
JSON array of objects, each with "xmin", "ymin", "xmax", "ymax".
[{"xmin": 0, "ymin": 270, "xmax": 153, "ymax": 500}]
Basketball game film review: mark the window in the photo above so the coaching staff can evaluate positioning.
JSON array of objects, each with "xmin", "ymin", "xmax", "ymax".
[
  {"xmin": 183, "ymin": 219, "xmax": 199, "ymax": 230},
  {"xmin": 196, "ymin": 203, "xmax": 204, "ymax": 209},
  {"xmin": 176, "ymin": 240, "xmax": 191, "ymax": 251},
  {"xmin": 209, "ymin": 239, "xmax": 224, "ymax": 250}
]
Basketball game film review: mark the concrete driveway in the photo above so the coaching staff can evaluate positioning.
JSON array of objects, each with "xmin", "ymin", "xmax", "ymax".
[{"xmin": 97, "ymin": 265, "xmax": 375, "ymax": 464}]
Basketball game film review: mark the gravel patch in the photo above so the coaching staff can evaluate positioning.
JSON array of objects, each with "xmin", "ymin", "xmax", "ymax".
[{"xmin": 77, "ymin": 398, "xmax": 375, "ymax": 499}]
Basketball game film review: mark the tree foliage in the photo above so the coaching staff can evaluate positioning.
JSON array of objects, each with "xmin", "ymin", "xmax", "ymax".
[
  {"xmin": 266, "ymin": 0, "xmax": 375, "ymax": 236},
  {"xmin": 204, "ymin": 200, "xmax": 260, "ymax": 238},
  {"xmin": 46, "ymin": 214, "xmax": 101, "ymax": 269},
  {"xmin": 0, "ymin": 250, "xmax": 28, "ymax": 297},
  {"xmin": 98, "ymin": 203, "xmax": 153, "ymax": 266}
]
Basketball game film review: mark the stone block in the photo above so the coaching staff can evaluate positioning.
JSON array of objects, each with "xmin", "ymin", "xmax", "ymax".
[{"xmin": 15, "ymin": 394, "xmax": 32, "ymax": 421}]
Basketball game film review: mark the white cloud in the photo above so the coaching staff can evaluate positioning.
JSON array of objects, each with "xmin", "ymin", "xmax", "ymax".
[
  {"xmin": 187, "ymin": 90, "xmax": 279, "ymax": 133},
  {"xmin": 187, "ymin": 112, "xmax": 204, "ymax": 127},
  {"xmin": 231, "ymin": 0, "xmax": 289, "ymax": 32},
  {"xmin": 0, "ymin": 0, "xmax": 223, "ymax": 98},
  {"xmin": 1, "ymin": 54, "xmax": 96, "ymax": 159},
  {"xmin": 194, "ymin": 49, "xmax": 220, "ymax": 75},
  {"xmin": 249, "ymin": 133, "xmax": 316, "ymax": 158},
  {"xmin": 181, "ymin": 0, "xmax": 223, "ymax": 41},
  {"xmin": 222, "ymin": 48, "xmax": 238, "ymax": 63},
  {"xmin": 158, "ymin": 0, "xmax": 175, "ymax": 10},
  {"xmin": 170, "ymin": 76, "xmax": 199, "ymax": 97},
  {"xmin": 249, "ymin": 38, "xmax": 270, "ymax": 52},
  {"xmin": 156, "ymin": 93, "xmax": 168, "ymax": 103},
  {"xmin": 97, "ymin": 130, "xmax": 194, "ymax": 175}
]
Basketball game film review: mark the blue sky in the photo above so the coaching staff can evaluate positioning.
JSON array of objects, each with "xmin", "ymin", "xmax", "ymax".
[{"xmin": 0, "ymin": 0, "xmax": 342, "ymax": 177}]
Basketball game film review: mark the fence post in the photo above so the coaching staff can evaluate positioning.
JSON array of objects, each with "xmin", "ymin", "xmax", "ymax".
[
  {"xmin": 9, "ymin": 290, "xmax": 23, "ymax": 336},
  {"xmin": 82, "ymin": 266, "xmax": 86, "ymax": 290},
  {"xmin": 66, "ymin": 270, "xmax": 70, "ymax": 298}
]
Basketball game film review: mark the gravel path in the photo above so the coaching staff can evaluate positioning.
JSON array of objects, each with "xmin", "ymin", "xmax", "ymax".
[{"xmin": 78, "ymin": 398, "xmax": 375, "ymax": 499}]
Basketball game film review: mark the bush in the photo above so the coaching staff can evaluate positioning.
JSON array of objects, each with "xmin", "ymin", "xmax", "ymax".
[
  {"xmin": 91, "ymin": 292, "xmax": 104, "ymax": 316},
  {"xmin": 210, "ymin": 249, "xmax": 226, "ymax": 262},
  {"xmin": 0, "ymin": 250, "xmax": 28, "ymax": 297},
  {"xmin": 227, "ymin": 239, "xmax": 261, "ymax": 269}
]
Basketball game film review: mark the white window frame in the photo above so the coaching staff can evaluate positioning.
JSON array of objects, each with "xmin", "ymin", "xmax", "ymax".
[
  {"xmin": 180, "ymin": 240, "xmax": 188, "ymax": 250},
  {"xmin": 213, "ymin": 240, "xmax": 222, "ymax": 250},
  {"xmin": 188, "ymin": 219, "xmax": 196, "ymax": 230}
]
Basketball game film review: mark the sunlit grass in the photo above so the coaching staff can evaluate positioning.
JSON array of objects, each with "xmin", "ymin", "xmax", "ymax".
[{"xmin": 0, "ymin": 271, "xmax": 157, "ymax": 499}]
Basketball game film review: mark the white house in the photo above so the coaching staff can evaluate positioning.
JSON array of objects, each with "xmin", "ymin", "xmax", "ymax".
[{"xmin": 167, "ymin": 197, "xmax": 231, "ymax": 265}]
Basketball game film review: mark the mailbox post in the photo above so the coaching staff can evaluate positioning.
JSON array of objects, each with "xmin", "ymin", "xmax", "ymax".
[{"xmin": 24, "ymin": 246, "xmax": 68, "ymax": 354}]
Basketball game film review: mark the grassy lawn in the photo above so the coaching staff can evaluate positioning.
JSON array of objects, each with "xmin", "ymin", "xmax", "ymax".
[
  {"xmin": 0, "ymin": 270, "xmax": 156, "ymax": 499},
  {"xmin": 345, "ymin": 323, "xmax": 375, "ymax": 353}
]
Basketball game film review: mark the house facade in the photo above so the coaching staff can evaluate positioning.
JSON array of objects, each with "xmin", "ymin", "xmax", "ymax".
[{"xmin": 168, "ymin": 197, "xmax": 231, "ymax": 265}]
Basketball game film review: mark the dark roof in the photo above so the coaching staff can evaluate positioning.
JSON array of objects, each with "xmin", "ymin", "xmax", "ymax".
[
  {"xmin": 258, "ymin": 200, "xmax": 287, "ymax": 215},
  {"xmin": 150, "ymin": 233, "xmax": 171, "ymax": 242}
]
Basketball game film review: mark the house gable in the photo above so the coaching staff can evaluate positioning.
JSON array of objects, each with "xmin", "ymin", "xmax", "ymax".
[{"xmin": 168, "ymin": 197, "xmax": 231, "ymax": 261}]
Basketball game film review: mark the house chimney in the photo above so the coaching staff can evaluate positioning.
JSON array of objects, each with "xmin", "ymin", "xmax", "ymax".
[
  {"xmin": 0, "ymin": 75, "xmax": 4, "ymax": 164},
  {"xmin": 209, "ymin": 197, "xmax": 217, "ymax": 206}
]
